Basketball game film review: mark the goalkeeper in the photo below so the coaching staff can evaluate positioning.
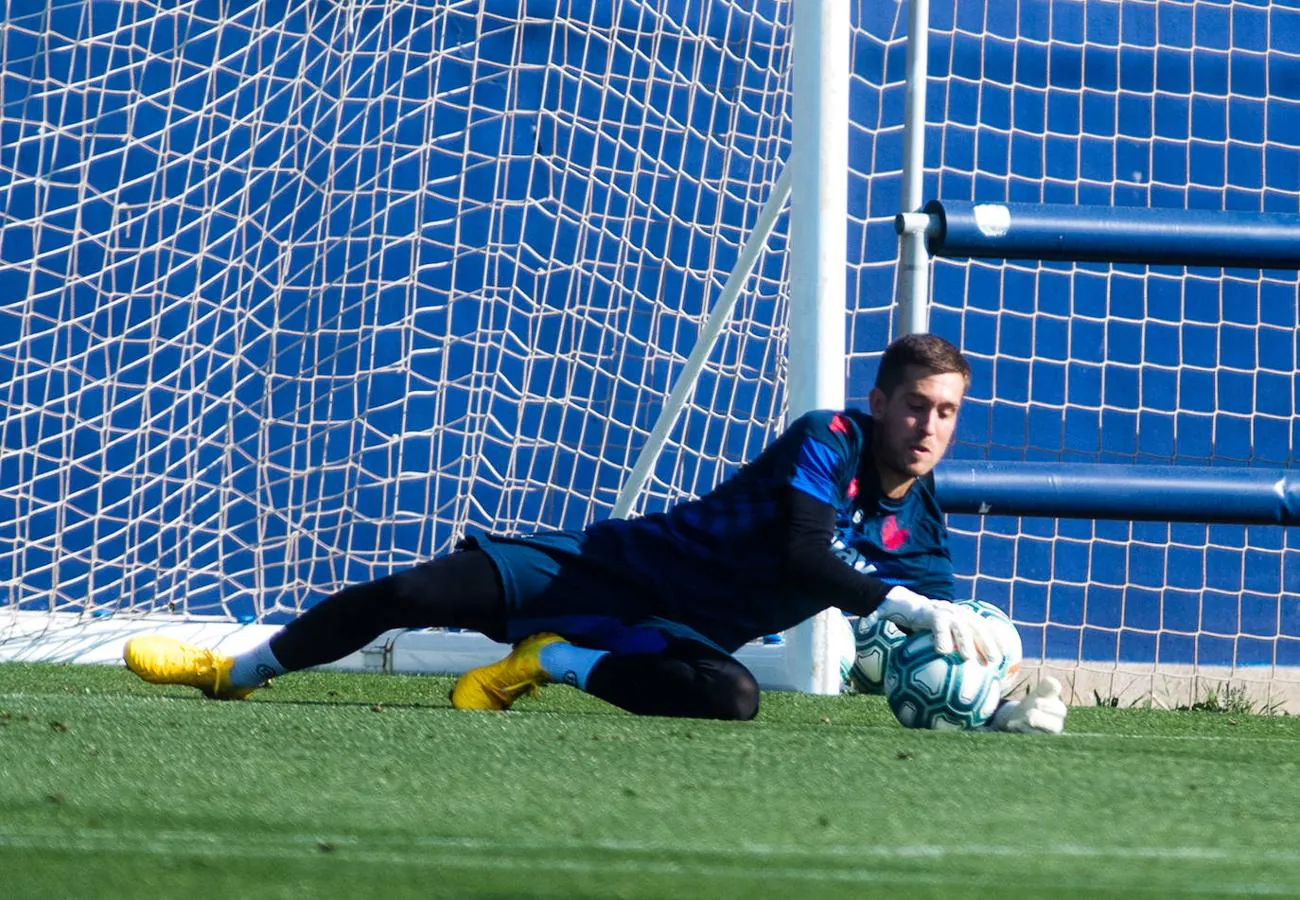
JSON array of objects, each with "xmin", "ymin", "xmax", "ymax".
[{"xmin": 124, "ymin": 333, "xmax": 1064, "ymax": 733}]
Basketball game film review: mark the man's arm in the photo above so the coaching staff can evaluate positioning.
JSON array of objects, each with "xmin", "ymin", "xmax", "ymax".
[
  {"xmin": 782, "ymin": 485, "xmax": 892, "ymax": 612},
  {"xmin": 782, "ymin": 487, "xmax": 1007, "ymax": 663}
]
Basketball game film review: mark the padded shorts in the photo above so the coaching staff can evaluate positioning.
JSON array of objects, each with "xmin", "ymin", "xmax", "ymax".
[{"xmin": 463, "ymin": 530, "xmax": 728, "ymax": 655}]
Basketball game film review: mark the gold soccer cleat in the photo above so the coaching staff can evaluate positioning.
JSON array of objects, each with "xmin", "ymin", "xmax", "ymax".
[
  {"xmin": 450, "ymin": 632, "xmax": 565, "ymax": 711},
  {"xmin": 122, "ymin": 635, "xmax": 255, "ymax": 700}
]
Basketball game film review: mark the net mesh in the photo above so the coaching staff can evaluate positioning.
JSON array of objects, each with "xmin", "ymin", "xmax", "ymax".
[
  {"xmin": 881, "ymin": 0, "xmax": 1300, "ymax": 705},
  {"xmin": 5, "ymin": 0, "xmax": 1299, "ymax": 704},
  {"xmin": 2, "ymin": 1, "xmax": 823, "ymax": 622}
]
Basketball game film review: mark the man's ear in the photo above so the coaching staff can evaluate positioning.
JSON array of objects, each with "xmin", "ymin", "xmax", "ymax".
[{"xmin": 868, "ymin": 386, "xmax": 887, "ymax": 419}]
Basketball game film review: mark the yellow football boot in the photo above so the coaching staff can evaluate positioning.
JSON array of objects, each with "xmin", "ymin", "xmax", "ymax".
[
  {"xmin": 122, "ymin": 635, "xmax": 255, "ymax": 700},
  {"xmin": 450, "ymin": 633, "xmax": 564, "ymax": 710}
]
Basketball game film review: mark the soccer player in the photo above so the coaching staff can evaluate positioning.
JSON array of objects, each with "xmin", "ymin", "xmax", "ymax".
[{"xmin": 124, "ymin": 333, "xmax": 1066, "ymax": 733}]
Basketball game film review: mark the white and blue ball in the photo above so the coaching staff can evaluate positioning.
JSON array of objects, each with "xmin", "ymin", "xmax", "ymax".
[
  {"xmin": 847, "ymin": 611, "xmax": 909, "ymax": 695},
  {"xmin": 883, "ymin": 630, "xmax": 1006, "ymax": 731}
]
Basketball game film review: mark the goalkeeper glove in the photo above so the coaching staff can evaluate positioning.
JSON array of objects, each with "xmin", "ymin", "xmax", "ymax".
[
  {"xmin": 990, "ymin": 677, "xmax": 1068, "ymax": 734},
  {"xmin": 875, "ymin": 585, "xmax": 1010, "ymax": 665}
]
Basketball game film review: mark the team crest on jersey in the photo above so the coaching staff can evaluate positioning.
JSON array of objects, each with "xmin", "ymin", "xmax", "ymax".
[
  {"xmin": 846, "ymin": 477, "xmax": 858, "ymax": 499},
  {"xmin": 829, "ymin": 414, "xmax": 850, "ymax": 435},
  {"xmin": 881, "ymin": 515, "xmax": 909, "ymax": 551}
]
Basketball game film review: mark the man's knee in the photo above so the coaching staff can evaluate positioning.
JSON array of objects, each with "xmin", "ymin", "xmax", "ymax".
[{"xmin": 703, "ymin": 666, "xmax": 760, "ymax": 721}]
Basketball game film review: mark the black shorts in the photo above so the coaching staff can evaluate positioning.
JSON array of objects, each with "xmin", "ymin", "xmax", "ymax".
[{"xmin": 463, "ymin": 530, "xmax": 729, "ymax": 655}]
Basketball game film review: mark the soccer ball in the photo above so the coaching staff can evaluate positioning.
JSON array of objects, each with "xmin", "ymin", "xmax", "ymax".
[
  {"xmin": 957, "ymin": 599, "xmax": 1022, "ymax": 677},
  {"xmin": 847, "ymin": 611, "xmax": 909, "ymax": 695},
  {"xmin": 884, "ymin": 630, "xmax": 1006, "ymax": 730}
]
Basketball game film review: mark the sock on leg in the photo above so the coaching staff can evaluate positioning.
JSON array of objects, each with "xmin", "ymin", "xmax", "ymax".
[
  {"xmin": 537, "ymin": 641, "xmax": 608, "ymax": 690},
  {"xmin": 227, "ymin": 640, "xmax": 289, "ymax": 689}
]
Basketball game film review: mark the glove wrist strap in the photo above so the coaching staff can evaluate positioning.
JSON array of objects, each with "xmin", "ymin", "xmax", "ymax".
[{"xmin": 877, "ymin": 584, "xmax": 929, "ymax": 622}]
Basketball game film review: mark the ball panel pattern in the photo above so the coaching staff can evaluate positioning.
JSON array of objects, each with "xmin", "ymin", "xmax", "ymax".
[
  {"xmin": 884, "ymin": 630, "xmax": 1005, "ymax": 730},
  {"xmin": 849, "ymin": 611, "xmax": 909, "ymax": 694}
]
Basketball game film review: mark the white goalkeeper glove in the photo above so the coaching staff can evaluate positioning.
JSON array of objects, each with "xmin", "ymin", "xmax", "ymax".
[
  {"xmin": 990, "ymin": 677, "xmax": 1068, "ymax": 734},
  {"xmin": 875, "ymin": 585, "xmax": 1010, "ymax": 665}
]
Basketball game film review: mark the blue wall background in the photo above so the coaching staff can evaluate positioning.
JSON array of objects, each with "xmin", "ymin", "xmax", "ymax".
[{"xmin": 3, "ymin": 0, "xmax": 1299, "ymax": 668}]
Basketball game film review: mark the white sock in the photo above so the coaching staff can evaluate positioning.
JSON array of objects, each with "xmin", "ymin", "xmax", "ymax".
[{"xmin": 227, "ymin": 640, "xmax": 288, "ymax": 689}]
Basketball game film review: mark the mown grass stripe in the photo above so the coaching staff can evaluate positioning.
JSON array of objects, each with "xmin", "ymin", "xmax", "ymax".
[
  {"xmin": 2, "ymin": 825, "xmax": 1299, "ymax": 866},
  {"xmin": 0, "ymin": 829, "xmax": 1293, "ymax": 896}
]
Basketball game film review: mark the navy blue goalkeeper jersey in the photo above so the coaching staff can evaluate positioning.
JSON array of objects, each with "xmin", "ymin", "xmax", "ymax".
[{"xmin": 578, "ymin": 409, "xmax": 955, "ymax": 651}]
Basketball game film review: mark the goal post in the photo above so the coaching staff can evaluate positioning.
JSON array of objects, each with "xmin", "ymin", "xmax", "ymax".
[{"xmin": 783, "ymin": 0, "xmax": 850, "ymax": 696}]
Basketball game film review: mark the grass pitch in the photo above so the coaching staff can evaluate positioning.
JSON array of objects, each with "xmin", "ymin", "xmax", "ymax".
[{"xmin": 3, "ymin": 663, "xmax": 1299, "ymax": 898}]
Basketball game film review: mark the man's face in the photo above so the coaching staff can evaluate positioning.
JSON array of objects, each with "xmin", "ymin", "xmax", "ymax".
[{"xmin": 868, "ymin": 365, "xmax": 966, "ymax": 482}]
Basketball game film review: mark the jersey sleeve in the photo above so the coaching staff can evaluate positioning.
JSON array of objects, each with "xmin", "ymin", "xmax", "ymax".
[
  {"xmin": 781, "ymin": 486, "xmax": 893, "ymax": 616},
  {"xmin": 785, "ymin": 411, "xmax": 862, "ymax": 509}
]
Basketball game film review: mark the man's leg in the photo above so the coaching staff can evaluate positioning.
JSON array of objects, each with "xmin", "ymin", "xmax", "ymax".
[
  {"xmin": 581, "ymin": 642, "xmax": 760, "ymax": 721},
  {"xmin": 453, "ymin": 618, "xmax": 759, "ymax": 720},
  {"xmin": 265, "ymin": 549, "xmax": 504, "ymax": 671},
  {"xmin": 124, "ymin": 549, "xmax": 505, "ymax": 698},
  {"xmin": 458, "ymin": 630, "xmax": 758, "ymax": 720}
]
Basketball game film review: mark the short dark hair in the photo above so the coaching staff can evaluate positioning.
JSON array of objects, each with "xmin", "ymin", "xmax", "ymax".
[{"xmin": 874, "ymin": 333, "xmax": 971, "ymax": 397}]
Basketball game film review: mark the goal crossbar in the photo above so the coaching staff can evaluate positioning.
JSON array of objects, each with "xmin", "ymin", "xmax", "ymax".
[
  {"xmin": 937, "ymin": 463, "xmax": 1300, "ymax": 525},
  {"xmin": 899, "ymin": 200, "xmax": 1300, "ymax": 270}
]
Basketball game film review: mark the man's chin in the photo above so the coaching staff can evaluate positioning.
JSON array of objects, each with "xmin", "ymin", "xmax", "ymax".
[
  {"xmin": 882, "ymin": 457, "xmax": 936, "ymax": 483},
  {"xmin": 902, "ymin": 455, "xmax": 939, "ymax": 478}
]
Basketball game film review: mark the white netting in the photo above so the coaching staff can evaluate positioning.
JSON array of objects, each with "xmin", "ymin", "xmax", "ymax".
[
  {"xmin": 858, "ymin": 0, "xmax": 1300, "ymax": 706},
  {"xmin": 7, "ymin": 0, "xmax": 1299, "ymax": 706},
  {"xmin": 2, "ymin": 1, "xmax": 904, "ymax": 625}
]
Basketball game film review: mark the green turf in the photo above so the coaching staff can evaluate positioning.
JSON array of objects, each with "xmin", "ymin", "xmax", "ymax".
[{"xmin": 2, "ymin": 663, "xmax": 1299, "ymax": 898}]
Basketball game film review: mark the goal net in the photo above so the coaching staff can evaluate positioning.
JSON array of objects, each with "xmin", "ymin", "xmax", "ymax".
[
  {"xmin": 2, "ymin": 1, "xmax": 814, "ymax": 632},
  {"xmin": 894, "ymin": 0, "xmax": 1300, "ymax": 711},
  {"xmin": 5, "ymin": 1, "xmax": 1298, "ymax": 708}
]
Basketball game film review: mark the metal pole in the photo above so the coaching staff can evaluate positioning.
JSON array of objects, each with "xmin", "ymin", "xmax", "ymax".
[
  {"xmin": 894, "ymin": 0, "xmax": 932, "ymax": 337},
  {"xmin": 787, "ymin": 0, "xmax": 850, "ymax": 695},
  {"xmin": 610, "ymin": 168, "xmax": 792, "ymax": 520},
  {"xmin": 915, "ymin": 199, "xmax": 1300, "ymax": 269}
]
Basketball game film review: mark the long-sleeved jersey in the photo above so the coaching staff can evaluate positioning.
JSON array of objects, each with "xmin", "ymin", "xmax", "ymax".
[{"xmin": 566, "ymin": 409, "xmax": 955, "ymax": 650}]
